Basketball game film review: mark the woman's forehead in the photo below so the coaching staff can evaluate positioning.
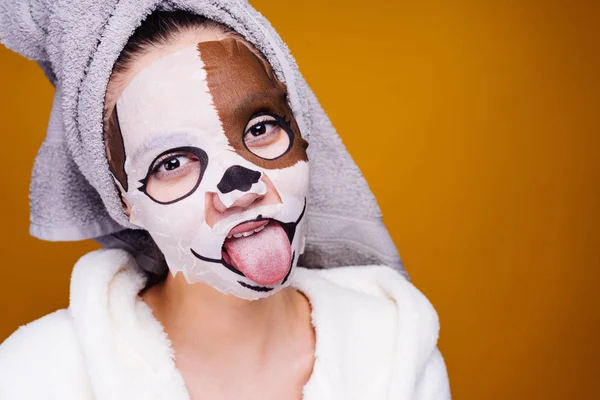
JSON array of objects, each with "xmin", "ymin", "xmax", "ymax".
[
  {"xmin": 116, "ymin": 44, "xmax": 221, "ymax": 152},
  {"xmin": 106, "ymin": 29, "xmax": 225, "ymax": 110},
  {"xmin": 115, "ymin": 38, "xmax": 283, "ymax": 154}
]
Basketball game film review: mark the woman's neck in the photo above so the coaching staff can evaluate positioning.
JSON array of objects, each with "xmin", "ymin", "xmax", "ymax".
[{"xmin": 140, "ymin": 272, "xmax": 313, "ymax": 366}]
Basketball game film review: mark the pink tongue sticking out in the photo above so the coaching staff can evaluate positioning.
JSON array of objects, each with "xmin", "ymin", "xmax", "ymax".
[{"xmin": 223, "ymin": 222, "xmax": 292, "ymax": 286}]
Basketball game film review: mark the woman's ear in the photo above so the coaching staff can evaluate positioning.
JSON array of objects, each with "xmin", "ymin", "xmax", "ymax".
[{"xmin": 121, "ymin": 195, "xmax": 131, "ymax": 218}]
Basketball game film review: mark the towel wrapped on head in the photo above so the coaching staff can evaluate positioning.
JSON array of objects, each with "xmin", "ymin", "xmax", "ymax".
[{"xmin": 0, "ymin": 0, "xmax": 406, "ymax": 277}]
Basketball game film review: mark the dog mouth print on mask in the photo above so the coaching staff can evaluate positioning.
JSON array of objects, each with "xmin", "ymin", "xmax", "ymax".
[{"xmin": 107, "ymin": 38, "xmax": 309, "ymax": 300}]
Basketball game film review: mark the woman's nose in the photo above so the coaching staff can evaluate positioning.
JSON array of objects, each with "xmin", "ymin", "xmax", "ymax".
[
  {"xmin": 212, "ymin": 165, "xmax": 266, "ymax": 212},
  {"xmin": 217, "ymin": 165, "xmax": 261, "ymax": 194},
  {"xmin": 212, "ymin": 191, "xmax": 263, "ymax": 213},
  {"xmin": 204, "ymin": 173, "xmax": 282, "ymax": 229}
]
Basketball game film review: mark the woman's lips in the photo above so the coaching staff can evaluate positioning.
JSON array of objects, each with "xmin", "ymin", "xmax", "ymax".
[{"xmin": 226, "ymin": 219, "xmax": 269, "ymax": 238}]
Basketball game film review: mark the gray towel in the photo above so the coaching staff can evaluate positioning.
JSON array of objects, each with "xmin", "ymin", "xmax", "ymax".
[{"xmin": 0, "ymin": 0, "xmax": 406, "ymax": 278}]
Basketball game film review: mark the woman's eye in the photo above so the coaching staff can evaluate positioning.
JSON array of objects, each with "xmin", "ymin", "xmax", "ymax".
[
  {"xmin": 149, "ymin": 152, "xmax": 201, "ymax": 182},
  {"xmin": 248, "ymin": 122, "xmax": 276, "ymax": 138},
  {"xmin": 243, "ymin": 114, "xmax": 292, "ymax": 160},
  {"xmin": 158, "ymin": 155, "xmax": 192, "ymax": 172},
  {"xmin": 143, "ymin": 150, "xmax": 203, "ymax": 204}
]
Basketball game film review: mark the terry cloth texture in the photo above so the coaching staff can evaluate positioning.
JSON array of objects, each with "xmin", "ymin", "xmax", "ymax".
[
  {"xmin": 0, "ymin": 0, "xmax": 405, "ymax": 277},
  {"xmin": 0, "ymin": 249, "xmax": 450, "ymax": 399}
]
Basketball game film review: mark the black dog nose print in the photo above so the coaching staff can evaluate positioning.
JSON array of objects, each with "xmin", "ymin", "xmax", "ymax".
[{"xmin": 217, "ymin": 165, "xmax": 262, "ymax": 194}]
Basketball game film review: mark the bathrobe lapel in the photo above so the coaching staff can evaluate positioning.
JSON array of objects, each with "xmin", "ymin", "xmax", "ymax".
[{"xmin": 70, "ymin": 249, "xmax": 190, "ymax": 400}]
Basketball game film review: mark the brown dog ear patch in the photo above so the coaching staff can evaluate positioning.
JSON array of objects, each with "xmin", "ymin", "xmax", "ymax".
[
  {"xmin": 197, "ymin": 38, "xmax": 308, "ymax": 170},
  {"xmin": 105, "ymin": 105, "xmax": 128, "ymax": 192}
]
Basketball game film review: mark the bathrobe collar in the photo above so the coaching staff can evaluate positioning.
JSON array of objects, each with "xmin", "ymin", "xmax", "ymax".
[{"xmin": 68, "ymin": 249, "xmax": 439, "ymax": 399}]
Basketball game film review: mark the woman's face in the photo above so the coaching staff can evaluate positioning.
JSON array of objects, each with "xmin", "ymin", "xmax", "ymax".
[{"xmin": 106, "ymin": 31, "xmax": 309, "ymax": 300}]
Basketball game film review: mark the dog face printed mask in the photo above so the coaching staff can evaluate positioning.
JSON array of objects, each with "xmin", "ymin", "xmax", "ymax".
[{"xmin": 109, "ymin": 38, "xmax": 309, "ymax": 300}]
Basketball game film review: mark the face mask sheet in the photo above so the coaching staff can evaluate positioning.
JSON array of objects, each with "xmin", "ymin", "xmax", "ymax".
[{"xmin": 113, "ymin": 39, "xmax": 309, "ymax": 300}]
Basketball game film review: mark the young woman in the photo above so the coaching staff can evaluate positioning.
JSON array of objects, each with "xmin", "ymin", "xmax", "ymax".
[{"xmin": 0, "ymin": 2, "xmax": 450, "ymax": 399}]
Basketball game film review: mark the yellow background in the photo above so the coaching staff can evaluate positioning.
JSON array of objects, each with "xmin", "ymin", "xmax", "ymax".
[{"xmin": 1, "ymin": 0, "xmax": 598, "ymax": 398}]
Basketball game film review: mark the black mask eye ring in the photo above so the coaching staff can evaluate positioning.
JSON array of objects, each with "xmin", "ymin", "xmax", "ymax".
[
  {"xmin": 138, "ymin": 146, "xmax": 209, "ymax": 205},
  {"xmin": 242, "ymin": 111, "xmax": 295, "ymax": 161}
]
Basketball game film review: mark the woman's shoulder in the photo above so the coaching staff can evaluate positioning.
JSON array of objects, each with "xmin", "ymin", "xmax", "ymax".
[
  {"xmin": 0, "ymin": 248, "xmax": 133, "ymax": 399},
  {"xmin": 0, "ymin": 309, "xmax": 93, "ymax": 398},
  {"xmin": 292, "ymin": 265, "xmax": 448, "ymax": 399},
  {"xmin": 0, "ymin": 309, "xmax": 75, "ymax": 360},
  {"xmin": 293, "ymin": 265, "xmax": 440, "ymax": 336}
]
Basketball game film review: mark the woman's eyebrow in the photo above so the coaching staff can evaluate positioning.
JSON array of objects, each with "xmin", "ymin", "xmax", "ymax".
[
  {"xmin": 237, "ymin": 89, "xmax": 281, "ymax": 111},
  {"xmin": 130, "ymin": 132, "xmax": 193, "ymax": 164}
]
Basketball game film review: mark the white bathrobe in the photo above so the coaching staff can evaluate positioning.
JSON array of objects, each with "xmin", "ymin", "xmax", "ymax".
[{"xmin": 0, "ymin": 249, "xmax": 450, "ymax": 399}]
